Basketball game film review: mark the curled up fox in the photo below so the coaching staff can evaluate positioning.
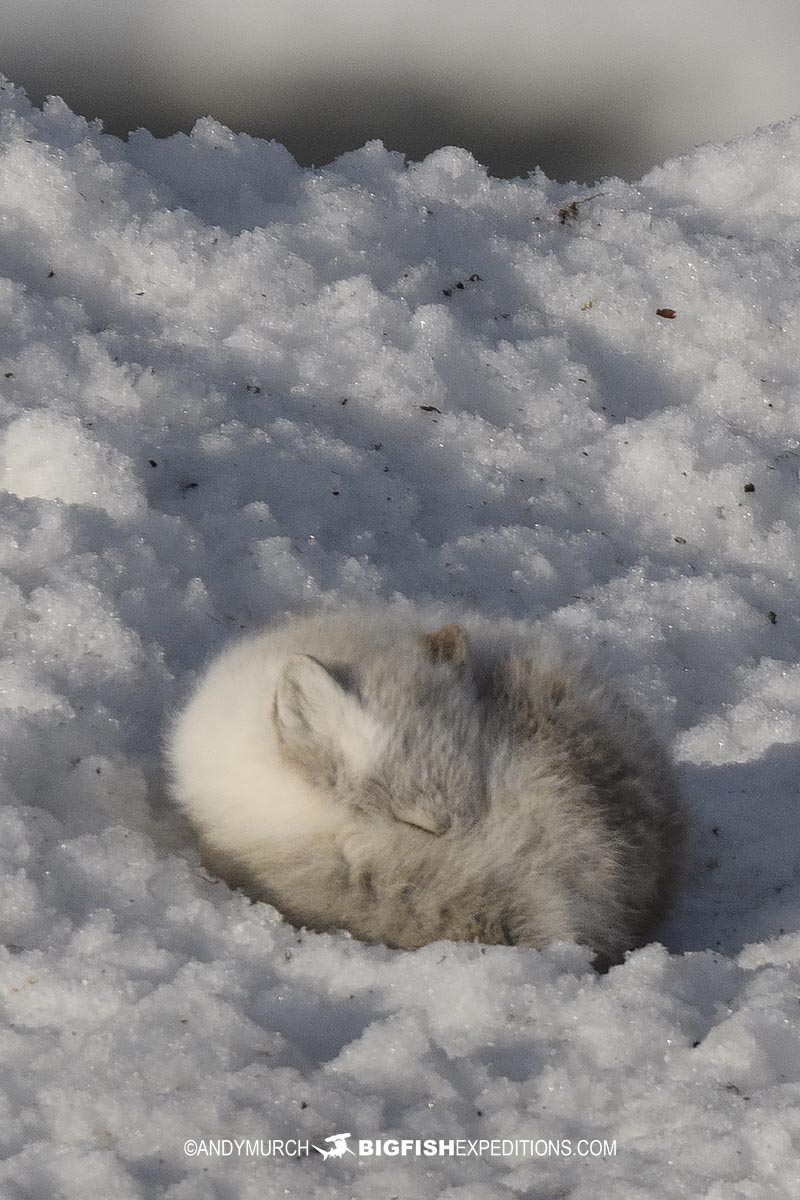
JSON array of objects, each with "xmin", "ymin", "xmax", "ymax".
[{"xmin": 167, "ymin": 608, "xmax": 684, "ymax": 967}]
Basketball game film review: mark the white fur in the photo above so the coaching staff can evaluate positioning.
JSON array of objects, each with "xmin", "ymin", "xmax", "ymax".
[
  {"xmin": 273, "ymin": 653, "xmax": 387, "ymax": 776},
  {"xmin": 166, "ymin": 607, "xmax": 684, "ymax": 964}
]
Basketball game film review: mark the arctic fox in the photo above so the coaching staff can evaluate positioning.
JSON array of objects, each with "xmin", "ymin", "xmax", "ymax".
[{"xmin": 167, "ymin": 608, "xmax": 683, "ymax": 966}]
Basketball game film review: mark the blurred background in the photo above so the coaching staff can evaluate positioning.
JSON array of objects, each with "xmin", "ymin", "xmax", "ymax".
[{"xmin": 3, "ymin": 0, "xmax": 800, "ymax": 182}]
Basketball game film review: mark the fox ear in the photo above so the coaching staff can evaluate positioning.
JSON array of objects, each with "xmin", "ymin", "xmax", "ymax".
[
  {"xmin": 421, "ymin": 623, "xmax": 467, "ymax": 667},
  {"xmin": 274, "ymin": 654, "xmax": 353, "ymax": 744},
  {"xmin": 273, "ymin": 654, "xmax": 382, "ymax": 773}
]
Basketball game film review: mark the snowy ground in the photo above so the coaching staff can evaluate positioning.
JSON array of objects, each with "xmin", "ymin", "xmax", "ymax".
[{"xmin": 1, "ymin": 79, "xmax": 799, "ymax": 1197}]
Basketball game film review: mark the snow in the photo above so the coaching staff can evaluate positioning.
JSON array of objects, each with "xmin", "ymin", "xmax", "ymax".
[{"xmin": 1, "ymin": 78, "xmax": 799, "ymax": 1196}]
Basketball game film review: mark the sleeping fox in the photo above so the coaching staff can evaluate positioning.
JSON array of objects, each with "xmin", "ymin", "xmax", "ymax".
[{"xmin": 167, "ymin": 608, "xmax": 683, "ymax": 966}]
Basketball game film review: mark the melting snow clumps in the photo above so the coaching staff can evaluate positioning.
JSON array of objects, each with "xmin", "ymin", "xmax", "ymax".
[{"xmin": 0, "ymin": 80, "xmax": 799, "ymax": 1196}]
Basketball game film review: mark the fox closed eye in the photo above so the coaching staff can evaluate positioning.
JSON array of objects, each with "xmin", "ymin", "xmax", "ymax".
[
  {"xmin": 393, "ymin": 807, "xmax": 450, "ymax": 835},
  {"xmin": 361, "ymin": 778, "xmax": 451, "ymax": 835}
]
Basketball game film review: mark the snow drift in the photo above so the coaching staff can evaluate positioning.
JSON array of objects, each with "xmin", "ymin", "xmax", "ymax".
[{"xmin": 0, "ymin": 80, "xmax": 799, "ymax": 1196}]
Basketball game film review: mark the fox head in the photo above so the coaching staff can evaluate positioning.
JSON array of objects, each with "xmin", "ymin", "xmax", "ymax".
[{"xmin": 272, "ymin": 623, "xmax": 487, "ymax": 836}]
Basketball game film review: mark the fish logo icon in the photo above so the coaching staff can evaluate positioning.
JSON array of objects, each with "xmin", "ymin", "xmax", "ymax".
[{"xmin": 312, "ymin": 1132, "xmax": 356, "ymax": 1160}]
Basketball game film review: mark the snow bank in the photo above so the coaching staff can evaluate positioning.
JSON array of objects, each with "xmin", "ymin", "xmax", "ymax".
[{"xmin": 0, "ymin": 80, "xmax": 799, "ymax": 1196}]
